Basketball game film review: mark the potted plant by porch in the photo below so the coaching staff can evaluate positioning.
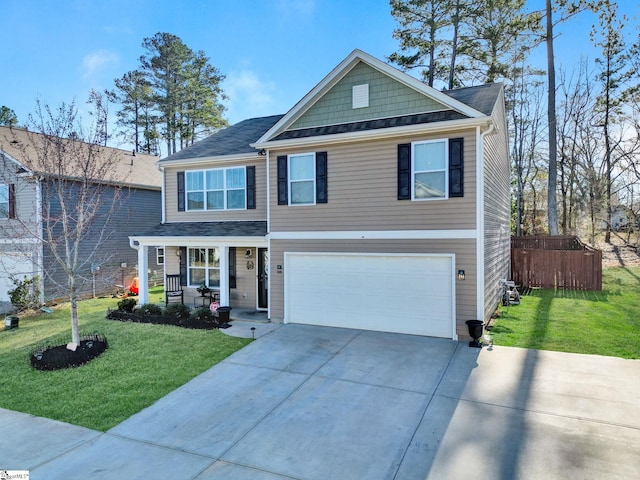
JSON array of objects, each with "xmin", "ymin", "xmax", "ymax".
[{"xmin": 196, "ymin": 282, "xmax": 211, "ymax": 297}]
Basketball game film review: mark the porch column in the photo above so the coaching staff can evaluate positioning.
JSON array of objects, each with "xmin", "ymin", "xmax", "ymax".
[
  {"xmin": 219, "ymin": 246, "xmax": 229, "ymax": 306},
  {"xmin": 138, "ymin": 245, "xmax": 149, "ymax": 304}
]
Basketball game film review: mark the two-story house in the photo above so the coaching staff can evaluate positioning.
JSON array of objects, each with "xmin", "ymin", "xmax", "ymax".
[
  {"xmin": 0, "ymin": 126, "xmax": 162, "ymax": 311},
  {"xmin": 131, "ymin": 49, "xmax": 510, "ymax": 340}
]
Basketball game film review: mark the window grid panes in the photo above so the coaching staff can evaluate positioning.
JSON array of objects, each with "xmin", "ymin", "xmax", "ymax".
[
  {"xmin": 186, "ymin": 167, "xmax": 246, "ymax": 211},
  {"xmin": 412, "ymin": 140, "xmax": 447, "ymax": 200},
  {"xmin": 0, "ymin": 185, "xmax": 8, "ymax": 218},
  {"xmin": 188, "ymin": 247, "xmax": 220, "ymax": 287},
  {"xmin": 288, "ymin": 153, "xmax": 315, "ymax": 205}
]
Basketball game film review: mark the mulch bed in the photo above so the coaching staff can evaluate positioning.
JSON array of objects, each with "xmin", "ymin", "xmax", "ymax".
[
  {"xmin": 30, "ymin": 334, "xmax": 108, "ymax": 371},
  {"xmin": 106, "ymin": 309, "xmax": 229, "ymax": 330}
]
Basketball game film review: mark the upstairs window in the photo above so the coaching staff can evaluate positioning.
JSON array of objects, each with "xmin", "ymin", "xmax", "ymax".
[
  {"xmin": 289, "ymin": 153, "xmax": 316, "ymax": 205},
  {"xmin": 412, "ymin": 140, "xmax": 447, "ymax": 200},
  {"xmin": 0, "ymin": 184, "xmax": 15, "ymax": 219},
  {"xmin": 397, "ymin": 138, "xmax": 463, "ymax": 201},
  {"xmin": 0, "ymin": 184, "xmax": 8, "ymax": 218},
  {"xmin": 186, "ymin": 167, "xmax": 246, "ymax": 211},
  {"xmin": 277, "ymin": 152, "xmax": 327, "ymax": 206}
]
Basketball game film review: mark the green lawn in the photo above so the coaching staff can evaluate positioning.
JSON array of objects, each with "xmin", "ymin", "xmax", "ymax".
[
  {"xmin": 0, "ymin": 292, "xmax": 251, "ymax": 431},
  {"xmin": 490, "ymin": 266, "xmax": 640, "ymax": 359}
]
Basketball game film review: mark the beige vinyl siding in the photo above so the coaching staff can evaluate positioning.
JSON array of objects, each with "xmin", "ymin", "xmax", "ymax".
[
  {"xmin": 164, "ymin": 158, "xmax": 267, "ymax": 223},
  {"xmin": 483, "ymin": 89, "xmax": 511, "ymax": 321},
  {"xmin": 269, "ymin": 238, "xmax": 477, "ymax": 339},
  {"xmin": 291, "ymin": 62, "xmax": 449, "ymax": 130},
  {"xmin": 269, "ymin": 132, "xmax": 477, "ymax": 232},
  {"xmin": 229, "ymin": 247, "xmax": 258, "ymax": 309}
]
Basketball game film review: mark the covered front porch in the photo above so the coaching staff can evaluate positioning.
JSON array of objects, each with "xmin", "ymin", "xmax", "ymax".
[{"xmin": 129, "ymin": 221, "xmax": 269, "ymax": 314}]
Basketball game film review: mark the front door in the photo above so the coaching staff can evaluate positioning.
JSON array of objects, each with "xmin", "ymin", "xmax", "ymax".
[{"xmin": 257, "ymin": 248, "xmax": 268, "ymax": 310}]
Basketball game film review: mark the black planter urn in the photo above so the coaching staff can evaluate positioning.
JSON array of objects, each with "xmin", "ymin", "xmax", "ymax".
[
  {"xmin": 465, "ymin": 320, "xmax": 485, "ymax": 348},
  {"xmin": 4, "ymin": 315, "xmax": 19, "ymax": 330}
]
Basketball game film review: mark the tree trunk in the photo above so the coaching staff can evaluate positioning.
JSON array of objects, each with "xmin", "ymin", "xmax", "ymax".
[{"xmin": 546, "ymin": 0, "xmax": 559, "ymax": 235}]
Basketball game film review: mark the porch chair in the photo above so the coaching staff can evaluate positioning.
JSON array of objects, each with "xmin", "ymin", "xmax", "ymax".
[{"xmin": 165, "ymin": 274, "xmax": 184, "ymax": 305}]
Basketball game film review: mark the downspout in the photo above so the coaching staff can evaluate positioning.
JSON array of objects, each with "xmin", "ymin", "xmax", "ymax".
[
  {"xmin": 159, "ymin": 165, "xmax": 166, "ymax": 224},
  {"xmin": 476, "ymin": 123, "xmax": 495, "ymax": 323},
  {"xmin": 265, "ymin": 149, "xmax": 271, "ymax": 320},
  {"xmin": 36, "ymin": 176, "xmax": 45, "ymax": 306}
]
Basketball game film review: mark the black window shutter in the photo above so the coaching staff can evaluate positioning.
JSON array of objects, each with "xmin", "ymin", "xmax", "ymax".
[
  {"xmin": 229, "ymin": 247, "xmax": 237, "ymax": 289},
  {"xmin": 277, "ymin": 156, "xmax": 288, "ymax": 205},
  {"xmin": 397, "ymin": 144, "xmax": 411, "ymax": 200},
  {"xmin": 246, "ymin": 166, "xmax": 256, "ymax": 209},
  {"xmin": 316, "ymin": 151, "xmax": 328, "ymax": 203},
  {"xmin": 179, "ymin": 247, "xmax": 187, "ymax": 285},
  {"xmin": 449, "ymin": 138, "xmax": 464, "ymax": 198},
  {"xmin": 8, "ymin": 183, "xmax": 16, "ymax": 218},
  {"xmin": 177, "ymin": 171, "xmax": 185, "ymax": 211}
]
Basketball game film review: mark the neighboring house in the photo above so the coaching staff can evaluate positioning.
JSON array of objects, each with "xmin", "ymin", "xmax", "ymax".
[
  {"xmin": 131, "ymin": 49, "xmax": 510, "ymax": 340},
  {"xmin": 0, "ymin": 126, "xmax": 162, "ymax": 312}
]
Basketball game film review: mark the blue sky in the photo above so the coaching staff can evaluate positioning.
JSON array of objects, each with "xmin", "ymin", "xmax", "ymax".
[{"xmin": 1, "ymin": 0, "xmax": 638, "ymax": 152}]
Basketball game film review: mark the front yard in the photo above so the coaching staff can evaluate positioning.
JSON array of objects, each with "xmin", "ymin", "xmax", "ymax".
[
  {"xmin": 0, "ymin": 294, "xmax": 251, "ymax": 431},
  {"xmin": 490, "ymin": 266, "xmax": 640, "ymax": 359}
]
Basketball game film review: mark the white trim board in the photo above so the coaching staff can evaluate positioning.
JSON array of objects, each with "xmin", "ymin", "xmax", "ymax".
[{"xmin": 269, "ymin": 230, "xmax": 477, "ymax": 240}]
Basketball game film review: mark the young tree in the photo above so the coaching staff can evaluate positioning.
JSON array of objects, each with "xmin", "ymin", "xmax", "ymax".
[{"xmin": 20, "ymin": 100, "xmax": 126, "ymax": 345}]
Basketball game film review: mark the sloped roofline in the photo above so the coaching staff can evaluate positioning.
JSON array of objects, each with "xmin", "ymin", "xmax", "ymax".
[{"xmin": 254, "ymin": 49, "xmax": 486, "ymax": 146}]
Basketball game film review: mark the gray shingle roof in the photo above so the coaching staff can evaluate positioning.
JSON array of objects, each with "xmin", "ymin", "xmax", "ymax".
[
  {"xmin": 444, "ymin": 83, "xmax": 502, "ymax": 116},
  {"xmin": 134, "ymin": 221, "xmax": 267, "ymax": 237},
  {"xmin": 160, "ymin": 115, "xmax": 284, "ymax": 163}
]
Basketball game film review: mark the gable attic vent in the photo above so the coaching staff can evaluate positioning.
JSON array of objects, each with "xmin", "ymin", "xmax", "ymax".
[{"xmin": 352, "ymin": 84, "xmax": 369, "ymax": 109}]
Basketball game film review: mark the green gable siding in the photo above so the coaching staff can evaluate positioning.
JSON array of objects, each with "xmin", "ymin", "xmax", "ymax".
[{"xmin": 290, "ymin": 61, "xmax": 448, "ymax": 130}]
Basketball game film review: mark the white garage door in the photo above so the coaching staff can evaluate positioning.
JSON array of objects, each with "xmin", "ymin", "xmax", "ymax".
[{"xmin": 285, "ymin": 253, "xmax": 455, "ymax": 338}]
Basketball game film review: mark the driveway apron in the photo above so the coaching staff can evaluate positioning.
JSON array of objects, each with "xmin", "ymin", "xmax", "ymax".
[{"xmin": 3, "ymin": 323, "xmax": 637, "ymax": 480}]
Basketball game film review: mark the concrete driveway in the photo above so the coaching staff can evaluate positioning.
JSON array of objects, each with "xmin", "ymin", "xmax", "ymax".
[{"xmin": 2, "ymin": 323, "xmax": 639, "ymax": 479}]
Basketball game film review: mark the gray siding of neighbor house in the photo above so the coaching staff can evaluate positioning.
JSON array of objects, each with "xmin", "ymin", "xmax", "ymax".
[
  {"xmin": 269, "ymin": 132, "xmax": 477, "ymax": 232},
  {"xmin": 482, "ymin": 88, "xmax": 511, "ymax": 321},
  {"xmin": 42, "ymin": 182, "xmax": 161, "ymax": 301},
  {"xmin": 164, "ymin": 158, "xmax": 267, "ymax": 223},
  {"xmin": 269, "ymin": 238, "xmax": 477, "ymax": 339},
  {"xmin": 291, "ymin": 61, "xmax": 449, "ymax": 130}
]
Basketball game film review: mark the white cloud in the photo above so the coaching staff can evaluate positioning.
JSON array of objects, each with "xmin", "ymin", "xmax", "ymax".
[
  {"xmin": 275, "ymin": 0, "xmax": 316, "ymax": 18},
  {"xmin": 82, "ymin": 49, "xmax": 118, "ymax": 79},
  {"xmin": 224, "ymin": 69, "xmax": 277, "ymax": 123}
]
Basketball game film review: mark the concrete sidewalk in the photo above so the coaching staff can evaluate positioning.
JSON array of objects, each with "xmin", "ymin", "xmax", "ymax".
[{"xmin": 1, "ymin": 324, "xmax": 639, "ymax": 479}]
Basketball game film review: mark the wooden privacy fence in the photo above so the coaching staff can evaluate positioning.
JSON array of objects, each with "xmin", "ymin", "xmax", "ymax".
[{"xmin": 511, "ymin": 236, "xmax": 602, "ymax": 291}]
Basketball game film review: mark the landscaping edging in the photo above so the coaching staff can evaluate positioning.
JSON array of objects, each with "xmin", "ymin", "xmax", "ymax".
[{"xmin": 30, "ymin": 334, "xmax": 108, "ymax": 371}]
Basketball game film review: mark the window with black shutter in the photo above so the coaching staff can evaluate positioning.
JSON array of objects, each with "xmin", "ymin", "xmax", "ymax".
[
  {"xmin": 229, "ymin": 247, "xmax": 237, "ymax": 288},
  {"xmin": 397, "ymin": 138, "xmax": 464, "ymax": 200},
  {"xmin": 277, "ymin": 156, "xmax": 288, "ymax": 205},
  {"xmin": 316, "ymin": 152, "xmax": 328, "ymax": 203}
]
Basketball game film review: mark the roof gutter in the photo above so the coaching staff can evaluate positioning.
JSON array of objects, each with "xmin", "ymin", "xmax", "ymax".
[{"xmin": 252, "ymin": 116, "xmax": 493, "ymax": 150}]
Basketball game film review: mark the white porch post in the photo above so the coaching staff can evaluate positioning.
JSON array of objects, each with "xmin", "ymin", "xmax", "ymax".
[
  {"xmin": 219, "ymin": 246, "xmax": 229, "ymax": 306},
  {"xmin": 138, "ymin": 245, "xmax": 149, "ymax": 304}
]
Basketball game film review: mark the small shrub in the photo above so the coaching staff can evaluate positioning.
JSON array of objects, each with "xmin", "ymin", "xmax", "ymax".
[
  {"xmin": 8, "ymin": 275, "xmax": 41, "ymax": 311},
  {"xmin": 190, "ymin": 306, "xmax": 217, "ymax": 324},
  {"xmin": 164, "ymin": 303, "xmax": 191, "ymax": 319},
  {"xmin": 137, "ymin": 303, "xmax": 163, "ymax": 316},
  {"xmin": 117, "ymin": 297, "xmax": 137, "ymax": 313}
]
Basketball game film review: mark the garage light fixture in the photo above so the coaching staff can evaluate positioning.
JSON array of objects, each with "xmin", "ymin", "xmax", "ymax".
[{"xmin": 457, "ymin": 270, "xmax": 465, "ymax": 280}]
